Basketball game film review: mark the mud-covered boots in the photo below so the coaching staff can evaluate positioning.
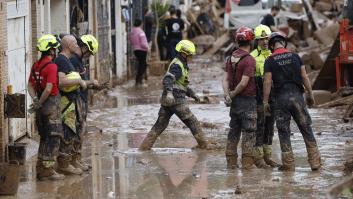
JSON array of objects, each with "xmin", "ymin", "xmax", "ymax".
[
  {"xmin": 241, "ymin": 154, "xmax": 255, "ymax": 170},
  {"xmin": 278, "ymin": 151, "xmax": 295, "ymax": 171},
  {"xmin": 263, "ymin": 145, "xmax": 280, "ymax": 167},
  {"xmin": 36, "ymin": 160, "xmax": 65, "ymax": 181},
  {"xmin": 253, "ymin": 146, "xmax": 269, "ymax": 169},
  {"xmin": 193, "ymin": 132, "xmax": 209, "ymax": 149},
  {"xmin": 306, "ymin": 142, "xmax": 321, "ymax": 171},
  {"xmin": 139, "ymin": 131, "xmax": 159, "ymax": 150},
  {"xmin": 225, "ymin": 140, "xmax": 239, "ymax": 169},
  {"xmin": 57, "ymin": 154, "xmax": 83, "ymax": 175},
  {"xmin": 71, "ymin": 154, "xmax": 90, "ymax": 172}
]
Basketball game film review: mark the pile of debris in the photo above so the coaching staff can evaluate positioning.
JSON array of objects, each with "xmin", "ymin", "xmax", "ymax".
[
  {"xmin": 317, "ymin": 87, "xmax": 353, "ymax": 122},
  {"xmin": 284, "ymin": 0, "xmax": 343, "ymax": 85},
  {"xmin": 185, "ymin": 0, "xmax": 230, "ymax": 56}
]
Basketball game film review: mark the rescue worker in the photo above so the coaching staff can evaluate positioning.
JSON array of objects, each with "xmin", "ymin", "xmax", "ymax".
[
  {"xmin": 70, "ymin": 34, "xmax": 100, "ymax": 171},
  {"xmin": 55, "ymin": 35, "xmax": 87, "ymax": 175},
  {"xmin": 222, "ymin": 27, "xmax": 257, "ymax": 169},
  {"xmin": 250, "ymin": 24, "xmax": 280, "ymax": 168},
  {"xmin": 28, "ymin": 34, "xmax": 65, "ymax": 180},
  {"xmin": 263, "ymin": 32, "xmax": 321, "ymax": 171},
  {"xmin": 139, "ymin": 40, "xmax": 211, "ymax": 150}
]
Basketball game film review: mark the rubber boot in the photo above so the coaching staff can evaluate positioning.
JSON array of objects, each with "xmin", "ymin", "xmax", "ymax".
[
  {"xmin": 278, "ymin": 151, "xmax": 295, "ymax": 171},
  {"xmin": 225, "ymin": 140, "xmax": 239, "ymax": 169},
  {"xmin": 71, "ymin": 154, "xmax": 90, "ymax": 172},
  {"xmin": 57, "ymin": 154, "xmax": 83, "ymax": 175},
  {"xmin": 36, "ymin": 160, "xmax": 65, "ymax": 181},
  {"xmin": 263, "ymin": 145, "xmax": 280, "ymax": 167},
  {"xmin": 253, "ymin": 146, "xmax": 269, "ymax": 169},
  {"xmin": 193, "ymin": 132, "xmax": 209, "ymax": 149},
  {"xmin": 139, "ymin": 131, "xmax": 159, "ymax": 150},
  {"xmin": 241, "ymin": 154, "xmax": 255, "ymax": 170},
  {"xmin": 306, "ymin": 142, "xmax": 321, "ymax": 171}
]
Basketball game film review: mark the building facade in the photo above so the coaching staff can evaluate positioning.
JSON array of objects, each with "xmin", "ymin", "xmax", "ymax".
[{"xmin": 0, "ymin": 0, "xmax": 129, "ymax": 161}]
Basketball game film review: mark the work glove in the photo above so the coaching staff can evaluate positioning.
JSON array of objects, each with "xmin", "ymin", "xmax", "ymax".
[
  {"xmin": 263, "ymin": 101, "xmax": 271, "ymax": 116},
  {"xmin": 162, "ymin": 91, "xmax": 175, "ymax": 107},
  {"xmin": 224, "ymin": 93, "xmax": 232, "ymax": 107},
  {"xmin": 192, "ymin": 94, "xmax": 201, "ymax": 103},
  {"xmin": 80, "ymin": 80, "xmax": 87, "ymax": 90},
  {"xmin": 306, "ymin": 92, "xmax": 315, "ymax": 107},
  {"xmin": 89, "ymin": 81, "xmax": 110, "ymax": 90}
]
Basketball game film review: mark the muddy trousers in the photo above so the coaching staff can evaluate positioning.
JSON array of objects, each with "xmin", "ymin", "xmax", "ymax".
[
  {"xmin": 255, "ymin": 104, "xmax": 275, "ymax": 146},
  {"xmin": 139, "ymin": 103, "xmax": 208, "ymax": 150},
  {"xmin": 36, "ymin": 96, "xmax": 63, "ymax": 177},
  {"xmin": 58, "ymin": 96, "xmax": 82, "ymax": 168},
  {"xmin": 225, "ymin": 96, "xmax": 257, "ymax": 169},
  {"xmin": 275, "ymin": 89, "xmax": 321, "ymax": 170}
]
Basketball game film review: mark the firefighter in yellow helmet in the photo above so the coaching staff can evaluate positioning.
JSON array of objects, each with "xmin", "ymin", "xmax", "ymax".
[
  {"xmin": 139, "ymin": 40, "xmax": 217, "ymax": 150},
  {"xmin": 28, "ymin": 34, "xmax": 65, "ymax": 181},
  {"xmin": 250, "ymin": 24, "xmax": 280, "ymax": 168},
  {"xmin": 68, "ymin": 34, "xmax": 103, "ymax": 172}
]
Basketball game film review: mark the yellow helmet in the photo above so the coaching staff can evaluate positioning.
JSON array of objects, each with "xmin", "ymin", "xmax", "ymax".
[
  {"xmin": 80, "ymin": 34, "xmax": 99, "ymax": 55},
  {"xmin": 61, "ymin": 72, "xmax": 81, "ymax": 92},
  {"xmin": 254, "ymin": 25, "xmax": 271, "ymax": 39},
  {"xmin": 37, "ymin": 34, "xmax": 60, "ymax": 52},
  {"xmin": 175, "ymin": 40, "xmax": 196, "ymax": 56}
]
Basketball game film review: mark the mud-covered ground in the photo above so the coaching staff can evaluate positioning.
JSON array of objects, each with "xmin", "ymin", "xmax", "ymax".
[{"xmin": 4, "ymin": 58, "xmax": 353, "ymax": 199}]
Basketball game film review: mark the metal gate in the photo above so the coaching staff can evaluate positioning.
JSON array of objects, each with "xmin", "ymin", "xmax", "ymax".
[{"xmin": 7, "ymin": 0, "xmax": 31, "ymax": 140}]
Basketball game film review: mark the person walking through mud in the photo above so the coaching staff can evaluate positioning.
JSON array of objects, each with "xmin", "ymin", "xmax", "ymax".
[
  {"xmin": 139, "ymin": 40, "xmax": 214, "ymax": 150},
  {"xmin": 222, "ymin": 27, "xmax": 257, "ymax": 169},
  {"xmin": 28, "ymin": 34, "xmax": 65, "ymax": 181},
  {"xmin": 70, "ymin": 34, "xmax": 101, "ymax": 172},
  {"xmin": 55, "ymin": 35, "xmax": 87, "ymax": 175},
  {"xmin": 250, "ymin": 25, "xmax": 280, "ymax": 168},
  {"xmin": 130, "ymin": 19, "xmax": 149, "ymax": 86},
  {"xmin": 263, "ymin": 32, "xmax": 321, "ymax": 171}
]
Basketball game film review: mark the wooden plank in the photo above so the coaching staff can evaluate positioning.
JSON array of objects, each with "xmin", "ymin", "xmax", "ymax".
[
  {"xmin": 317, "ymin": 94, "xmax": 353, "ymax": 108},
  {"xmin": 186, "ymin": 10, "xmax": 205, "ymax": 35},
  {"xmin": 201, "ymin": 32, "xmax": 230, "ymax": 56},
  {"xmin": 301, "ymin": 0, "xmax": 319, "ymax": 31}
]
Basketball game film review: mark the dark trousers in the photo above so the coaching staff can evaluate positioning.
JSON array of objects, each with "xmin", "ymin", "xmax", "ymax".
[
  {"xmin": 255, "ymin": 76, "xmax": 275, "ymax": 146},
  {"xmin": 255, "ymin": 103, "xmax": 275, "ymax": 146},
  {"xmin": 227, "ymin": 96, "xmax": 257, "ymax": 156},
  {"xmin": 275, "ymin": 85, "xmax": 317, "ymax": 153},
  {"xmin": 134, "ymin": 50, "xmax": 147, "ymax": 85},
  {"xmin": 166, "ymin": 39, "xmax": 180, "ymax": 60}
]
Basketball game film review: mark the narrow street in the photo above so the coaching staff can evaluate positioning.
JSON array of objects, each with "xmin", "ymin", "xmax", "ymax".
[{"xmin": 4, "ymin": 58, "xmax": 353, "ymax": 199}]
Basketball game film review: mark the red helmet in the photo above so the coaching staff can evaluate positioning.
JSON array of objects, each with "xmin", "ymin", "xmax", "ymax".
[{"xmin": 233, "ymin": 27, "xmax": 255, "ymax": 42}]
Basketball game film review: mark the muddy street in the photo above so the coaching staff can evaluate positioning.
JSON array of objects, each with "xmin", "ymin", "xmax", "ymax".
[{"xmin": 5, "ymin": 58, "xmax": 353, "ymax": 199}]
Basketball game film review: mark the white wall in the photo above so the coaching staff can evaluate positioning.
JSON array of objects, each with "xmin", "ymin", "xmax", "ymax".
[
  {"xmin": 50, "ymin": 0, "xmax": 70, "ymax": 34},
  {"xmin": 115, "ymin": 0, "xmax": 128, "ymax": 80}
]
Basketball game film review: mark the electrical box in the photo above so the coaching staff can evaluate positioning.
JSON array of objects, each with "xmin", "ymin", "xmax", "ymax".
[{"xmin": 5, "ymin": 94, "xmax": 26, "ymax": 118}]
